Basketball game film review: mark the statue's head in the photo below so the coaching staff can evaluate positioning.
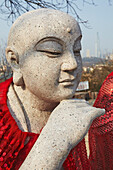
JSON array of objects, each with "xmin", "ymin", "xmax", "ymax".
[{"xmin": 6, "ymin": 8, "xmax": 82, "ymax": 103}]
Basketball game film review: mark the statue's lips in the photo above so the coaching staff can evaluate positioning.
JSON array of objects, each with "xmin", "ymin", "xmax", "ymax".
[{"xmin": 59, "ymin": 79, "xmax": 75, "ymax": 86}]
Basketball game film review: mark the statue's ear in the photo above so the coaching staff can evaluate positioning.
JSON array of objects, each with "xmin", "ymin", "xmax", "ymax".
[
  {"xmin": 6, "ymin": 46, "xmax": 19, "ymax": 70},
  {"xmin": 6, "ymin": 46, "xmax": 24, "ymax": 87}
]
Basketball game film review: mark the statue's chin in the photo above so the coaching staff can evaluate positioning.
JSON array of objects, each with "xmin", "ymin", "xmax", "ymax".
[
  {"xmin": 60, "ymin": 94, "xmax": 75, "ymax": 101},
  {"xmin": 49, "ymin": 92, "xmax": 75, "ymax": 103},
  {"xmin": 30, "ymin": 84, "xmax": 77, "ymax": 104}
]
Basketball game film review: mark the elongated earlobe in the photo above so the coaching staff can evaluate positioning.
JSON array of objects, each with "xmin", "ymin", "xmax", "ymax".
[
  {"xmin": 6, "ymin": 46, "xmax": 25, "ymax": 87},
  {"xmin": 13, "ymin": 71, "xmax": 24, "ymax": 86}
]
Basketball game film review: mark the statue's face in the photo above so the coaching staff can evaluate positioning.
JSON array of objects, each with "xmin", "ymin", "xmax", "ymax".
[{"xmin": 19, "ymin": 11, "xmax": 82, "ymax": 103}]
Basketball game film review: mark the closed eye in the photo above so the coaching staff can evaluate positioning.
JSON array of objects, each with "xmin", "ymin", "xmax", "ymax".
[
  {"xmin": 35, "ymin": 39, "xmax": 63, "ymax": 58},
  {"xmin": 37, "ymin": 50, "xmax": 62, "ymax": 58},
  {"xmin": 37, "ymin": 50, "xmax": 61, "ymax": 55}
]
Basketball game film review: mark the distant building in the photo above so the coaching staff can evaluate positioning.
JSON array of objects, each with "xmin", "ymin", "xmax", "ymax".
[
  {"xmin": 110, "ymin": 54, "xmax": 113, "ymax": 60},
  {"xmin": 86, "ymin": 49, "xmax": 90, "ymax": 58},
  {"xmin": 83, "ymin": 67, "xmax": 94, "ymax": 73},
  {"xmin": 105, "ymin": 53, "xmax": 113, "ymax": 60}
]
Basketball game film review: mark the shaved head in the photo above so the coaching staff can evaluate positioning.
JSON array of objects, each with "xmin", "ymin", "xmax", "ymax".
[{"xmin": 7, "ymin": 9, "xmax": 81, "ymax": 57}]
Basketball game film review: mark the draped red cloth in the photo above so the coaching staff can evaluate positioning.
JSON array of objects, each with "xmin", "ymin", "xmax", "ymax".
[
  {"xmin": 0, "ymin": 78, "xmax": 39, "ymax": 170},
  {"xmin": 89, "ymin": 72, "xmax": 113, "ymax": 170},
  {"xmin": 0, "ymin": 74, "xmax": 113, "ymax": 169}
]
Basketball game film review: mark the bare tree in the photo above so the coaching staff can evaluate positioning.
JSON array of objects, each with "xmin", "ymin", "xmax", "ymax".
[
  {"xmin": 0, "ymin": 0, "xmax": 112, "ymax": 24},
  {"xmin": 0, "ymin": 40, "xmax": 12, "ymax": 81}
]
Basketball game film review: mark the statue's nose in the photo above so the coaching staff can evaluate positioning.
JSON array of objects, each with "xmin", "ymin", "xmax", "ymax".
[{"xmin": 61, "ymin": 52, "xmax": 77, "ymax": 71}]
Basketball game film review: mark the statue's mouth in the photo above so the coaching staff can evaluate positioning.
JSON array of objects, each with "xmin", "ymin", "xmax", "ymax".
[
  {"xmin": 59, "ymin": 78, "xmax": 75, "ymax": 86},
  {"xmin": 59, "ymin": 78, "xmax": 75, "ymax": 83}
]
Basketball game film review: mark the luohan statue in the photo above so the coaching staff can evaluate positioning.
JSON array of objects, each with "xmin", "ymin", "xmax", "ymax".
[{"xmin": 0, "ymin": 8, "xmax": 104, "ymax": 169}]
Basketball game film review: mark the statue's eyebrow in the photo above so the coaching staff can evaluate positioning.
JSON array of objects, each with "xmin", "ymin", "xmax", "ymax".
[{"xmin": 35, "ymin": 37, "xmax": 63, "ymax": 47}]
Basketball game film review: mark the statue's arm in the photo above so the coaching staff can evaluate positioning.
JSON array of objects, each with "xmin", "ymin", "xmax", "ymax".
[
  {"xmin": 20, "ymin": 118, "xmax": 71, "ymax": 170},
  {"xmin": 20, "ymin": 99, "xmax": 105, "ymax": 170}
]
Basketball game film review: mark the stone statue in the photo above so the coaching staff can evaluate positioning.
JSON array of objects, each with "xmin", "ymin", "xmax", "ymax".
[{"xmin": 4, "ymin": 8, "xmax": 104, "ymax": 169}]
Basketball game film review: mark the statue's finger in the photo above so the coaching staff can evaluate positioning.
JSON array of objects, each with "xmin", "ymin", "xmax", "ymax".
[{"xmin": 90, "ymin": 108, "xmax": 105, "ymax": 120}]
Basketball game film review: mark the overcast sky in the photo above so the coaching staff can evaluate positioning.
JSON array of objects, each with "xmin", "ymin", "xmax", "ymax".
[{"xmin": 0, "ymin": 0, "xmax": 113, "ymax": 58}]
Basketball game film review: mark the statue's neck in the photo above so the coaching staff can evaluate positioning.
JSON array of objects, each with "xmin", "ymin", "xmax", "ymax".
[{"xmin": 7, "ymin": 84, "xmax": 58, "ymax": 133}]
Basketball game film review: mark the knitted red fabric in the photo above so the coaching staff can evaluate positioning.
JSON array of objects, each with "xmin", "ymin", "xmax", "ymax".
[
  {"xmin": 63, "ymin": 138, "xmax": 90, "ymax": 170},
  {"xmin": 0, "ymin": 78, "xmax": 39, "ymax": 169},
  {"xmin": 0, "ymin": 78, "xmax": 90, "ymax": 170},
  {"xmin": 89, "ymin": 72, "xmax": 113, "ymax": 170}
]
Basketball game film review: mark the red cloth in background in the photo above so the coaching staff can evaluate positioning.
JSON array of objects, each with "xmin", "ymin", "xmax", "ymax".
[{"xmin": 89, "ymin": 72, "xmax": 113, "ymax": 170}]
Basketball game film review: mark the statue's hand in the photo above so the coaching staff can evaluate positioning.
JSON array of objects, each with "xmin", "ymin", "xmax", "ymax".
[
  {"xmin": 48, "ymin": 99, "xmax": 105, "ymax": 147},
  {"xmin": 20, "ymin": 99, "xmax": 105, "ymax": 170}
]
